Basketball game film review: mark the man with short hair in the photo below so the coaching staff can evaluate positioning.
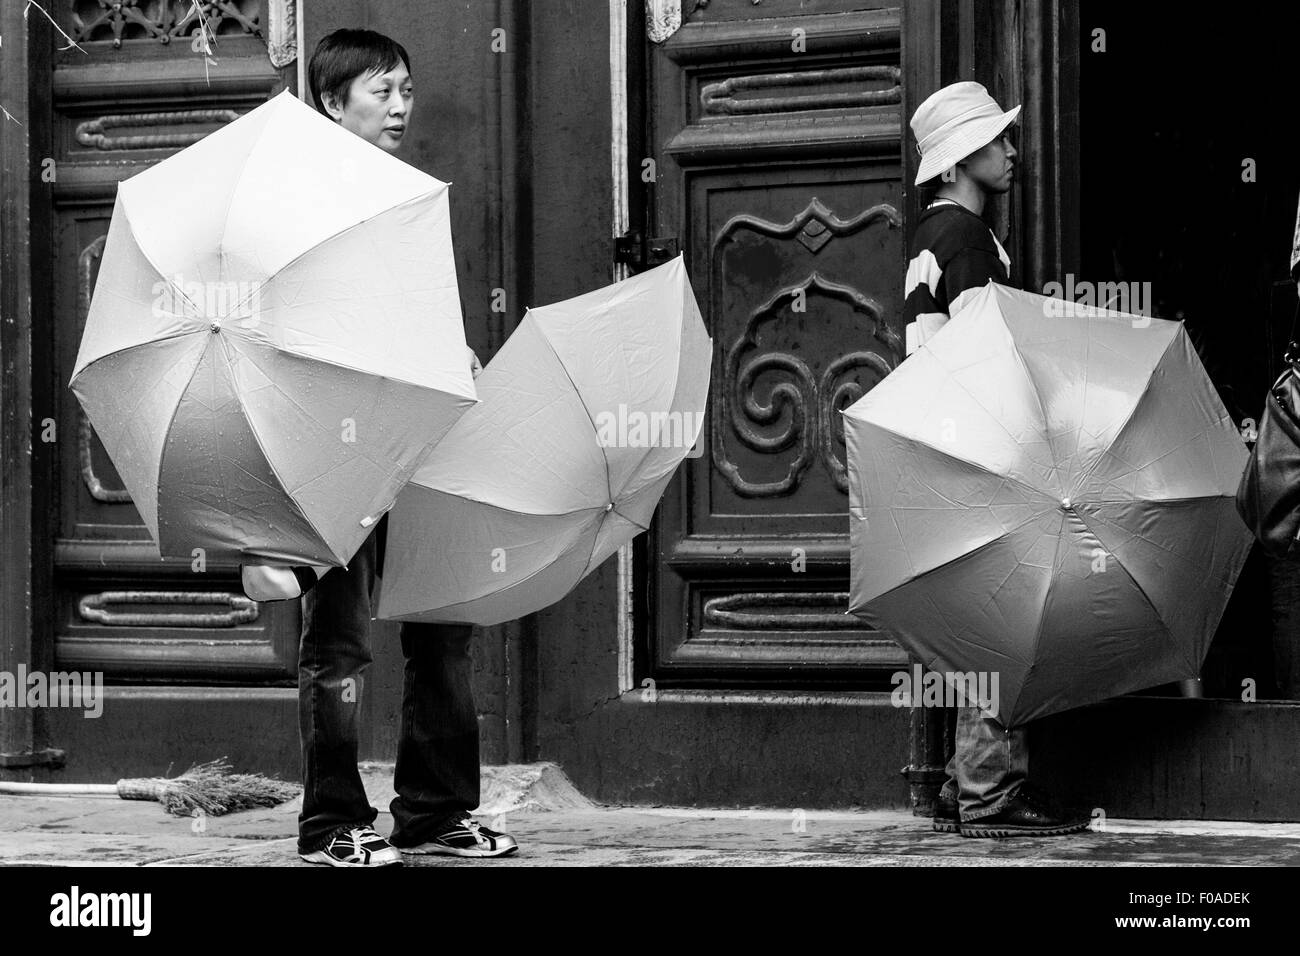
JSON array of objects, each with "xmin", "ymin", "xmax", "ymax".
[
  {"xmin": 904, "ymin": 81, "xmax": 1089, "ymax": 838},
  {"xmin": 243, "ymin": 28, "xmax": 513, "ymax": 866}
]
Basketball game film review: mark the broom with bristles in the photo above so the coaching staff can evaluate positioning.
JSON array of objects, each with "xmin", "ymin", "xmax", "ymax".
[{"xmin": 0, "ymin": 758, "xmax": 300, "ymax": 817}]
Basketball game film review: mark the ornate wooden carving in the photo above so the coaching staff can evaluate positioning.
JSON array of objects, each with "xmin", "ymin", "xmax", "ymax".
[
  {"xmin": 264, "ymin": 0, "xmax": 296, "ymax": 68},
  {"xmin": 701, "ymin": 66, "xmax": 900, "ymax": 116},
  {"xmin": 647, "ymin": 0, "xmax": 683, "ymax": 43},
  {"xmin": 712, "ymin": 197, "xmax": 900, "ymax": 282},
  {"xmin": 75, "ymin": 234, "xmax": 131, "ymax": 504},
  {"xmin": 665, "ymin": 12, "xmax": 902, "ymax": 165},
  {"xmin": 704, "ymin": 592, "xmax": 857, "ymax": 629},
  {"xmin": 78, "ymin": 591, "xmax": 260, "ymax": 628},
  {"xmin": 663, "ymin": 9, "xmax": 898, "ymax": 64},
  {"xmin": 711, "ymin": 200, "xmax": 901, "ymax": 498},
  {"xmin": 70, "ymin": 0, "xmax": 262, "ymax": 48},
  {"xmin": 819, "ymin": 349, "xmax": 893, "ymax": 494},
  {"xmin": 75, "ymin": 109, "xmax": 239, "ymax": 150},
  {"xmin": 79, "ymin": 415, "xmax": 130, "ymax": 503}
]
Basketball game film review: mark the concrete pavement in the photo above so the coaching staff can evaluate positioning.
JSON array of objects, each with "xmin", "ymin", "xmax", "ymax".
[{"xmin": 2, "ymin": 763, "xmax": 1298, "ymax": 866}]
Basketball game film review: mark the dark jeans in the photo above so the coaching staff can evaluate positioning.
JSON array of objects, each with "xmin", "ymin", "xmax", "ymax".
[
  {"xmin": 939, "ymin": 706, "xmax": 1029, "ymax": 821},
  {"xmin": 297, "ymin": 522, "xmax": 479, "ymax": 853}
]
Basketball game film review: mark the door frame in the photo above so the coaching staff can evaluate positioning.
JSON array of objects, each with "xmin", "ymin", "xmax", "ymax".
[{"xmin": 0, "ymin": 1, "xmax": 58, "ymax": 777}]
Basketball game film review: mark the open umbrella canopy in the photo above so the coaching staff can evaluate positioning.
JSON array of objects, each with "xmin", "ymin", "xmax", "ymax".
[
  {"xmin": 70, "ymin": 90, "xmax": 476, "ymax": 566},
  {"xmin": 378, "ymin": 256, "xmax": 711, "ymax": 626},
  {"xmin": 844, "ymin": 282, "xmax": 1252, "ymax": 726}
]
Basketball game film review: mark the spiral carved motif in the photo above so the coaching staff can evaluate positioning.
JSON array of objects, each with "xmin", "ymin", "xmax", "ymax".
[{"xmin": 710, "ymin": 199, "xmax": 901, "ymax": 498}]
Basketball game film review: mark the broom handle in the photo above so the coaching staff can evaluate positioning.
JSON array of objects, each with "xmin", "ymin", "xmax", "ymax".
[{"xmin": 0, "ymin": 782, "xmax": 120, "ymax": 796}]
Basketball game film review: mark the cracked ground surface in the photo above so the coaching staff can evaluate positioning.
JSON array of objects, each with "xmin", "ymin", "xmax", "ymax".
[{"xmin": 3, "ymin": 765, "xmax": 1299, "ymax": 867}]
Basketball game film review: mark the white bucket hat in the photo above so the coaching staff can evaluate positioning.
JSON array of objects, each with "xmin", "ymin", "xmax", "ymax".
[{"xmin": 911, "ymin": 81, "xmax": 1021, "ymax": 186}]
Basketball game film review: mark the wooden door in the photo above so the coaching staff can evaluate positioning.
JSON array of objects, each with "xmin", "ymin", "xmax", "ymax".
[
  {"xmin": 640, "ymin": 0, "xmax": 910, "ymax": 688},
  {"xmin": 41, "ymin": 2, "xmax": 299, "ymax": 778},
  {"xmin": 629, "ymin": 0, "xmax": 1079, "ymax": 811}
]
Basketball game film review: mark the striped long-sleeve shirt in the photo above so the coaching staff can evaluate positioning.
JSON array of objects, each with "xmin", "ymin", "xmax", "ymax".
[{"xmin": 903, "ymin": 199, "xmax": 1012, "ymax": 355}]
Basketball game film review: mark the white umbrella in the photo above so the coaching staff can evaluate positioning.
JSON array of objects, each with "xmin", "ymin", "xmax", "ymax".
[
  {"xmin": 845, "ymin": 283, "xmax": 1252, "ymax": 725},
  {"xmin": 378, "ymin": 256, "xmax": 711, "ymax": 625},
  {"xmin": 70, "ymin": 90, "xmax": 476, "ymax": 566}
]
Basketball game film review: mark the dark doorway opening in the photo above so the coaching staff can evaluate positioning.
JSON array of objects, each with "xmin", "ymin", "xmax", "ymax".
[{"xmin": 1080, "ymin": 4, "xmax": 1300, "ymax": 700}]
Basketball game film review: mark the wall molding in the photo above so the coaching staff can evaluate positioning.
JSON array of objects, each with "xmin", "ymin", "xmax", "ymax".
[
  {"xmin": 52, "ymin": 52, "xmax": 280, "ymax": 108},
  {"xmin": 664, "ymin": 9, "xmax": 900, "ymax": 64},
  {"xmin": 703, "ymin": 591, "xmax": 858, "ymax": 630},
  {"xmin": 666, "ymin": 109, "xmax": 900, "ymax": 165},
  {"xmin": 78, "ymin": 590, "xmax": 259, "ymax": 628},
  {"xmin": 75, "ymin": 108, "xmax": 239, "ymax": 151},
  {"xmin": 701, "ymin": 65, "xmax": 900, "ymax": 116}
]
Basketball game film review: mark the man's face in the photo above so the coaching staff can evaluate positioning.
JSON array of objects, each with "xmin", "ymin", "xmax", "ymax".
[
  {"xmin": 324, "ymin": 62, "xmax": 413, "ymax": 153},
  {"xmin": 961, "ymin": 131, "xmax": 1017, "ymax": 194}
]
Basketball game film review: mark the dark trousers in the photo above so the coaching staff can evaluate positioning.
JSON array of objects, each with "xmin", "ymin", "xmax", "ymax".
[{"xmin": 296, "ymin": 523, "xmax": 479, "ymax": 853}]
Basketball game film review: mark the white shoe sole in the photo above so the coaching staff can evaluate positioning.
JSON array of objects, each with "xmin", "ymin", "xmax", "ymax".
[
  {"xmin": 299, "ymin": 849, "xmax": 403, "ymax": 867},
  {"xmin": 398, "ymin": 842, "xmax": 518, "ymax": 858}
]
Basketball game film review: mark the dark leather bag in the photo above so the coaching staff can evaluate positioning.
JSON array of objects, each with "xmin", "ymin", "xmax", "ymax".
[{"xmin": 1237, "ymin": 344, "xmax": 1300, "ymax": 557}]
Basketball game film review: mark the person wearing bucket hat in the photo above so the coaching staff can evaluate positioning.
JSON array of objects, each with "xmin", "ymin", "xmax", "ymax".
[
  {"xmin": 904, "ymin": 81, "xmax": 1019, "ymax": 354},
  {"xmin": 902, "ymin": 81, "xmax": 1090, "ymax": 839}
]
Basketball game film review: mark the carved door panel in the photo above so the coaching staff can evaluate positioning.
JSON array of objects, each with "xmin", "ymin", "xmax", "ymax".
[
  {"xmin": 643, "ymin": 1, "xmax": 909, "ymax": 685},
  {"xmin": 45, "ymin": 3, "xmax": 296, "ymax": 771}
]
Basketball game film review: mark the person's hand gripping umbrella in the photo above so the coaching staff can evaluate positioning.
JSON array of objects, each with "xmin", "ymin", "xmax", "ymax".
[{"xmin": 70, "ymin": 91, "xmax": 477, "ymax": 566}]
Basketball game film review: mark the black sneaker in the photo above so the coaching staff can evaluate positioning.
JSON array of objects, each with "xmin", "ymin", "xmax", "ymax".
[
  {"xmin": 299, "ymin": 825, "xmax": 403, "ymax": 867},
  {"xmin": 394, "ymin": 814, "xmax": 519, "ymax": 858},
  {"xmin": 932, "ymin": 790, "xmax": 961, "ymax": 834},
  {"xmin": 960, "ymin": 783, "xmax": 1090, "ymax": 839}
]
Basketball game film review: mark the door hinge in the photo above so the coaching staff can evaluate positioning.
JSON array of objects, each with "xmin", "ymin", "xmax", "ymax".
[{"xmin": 614, "ymin": 231, "xmax": 679, "ymax": 272}]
